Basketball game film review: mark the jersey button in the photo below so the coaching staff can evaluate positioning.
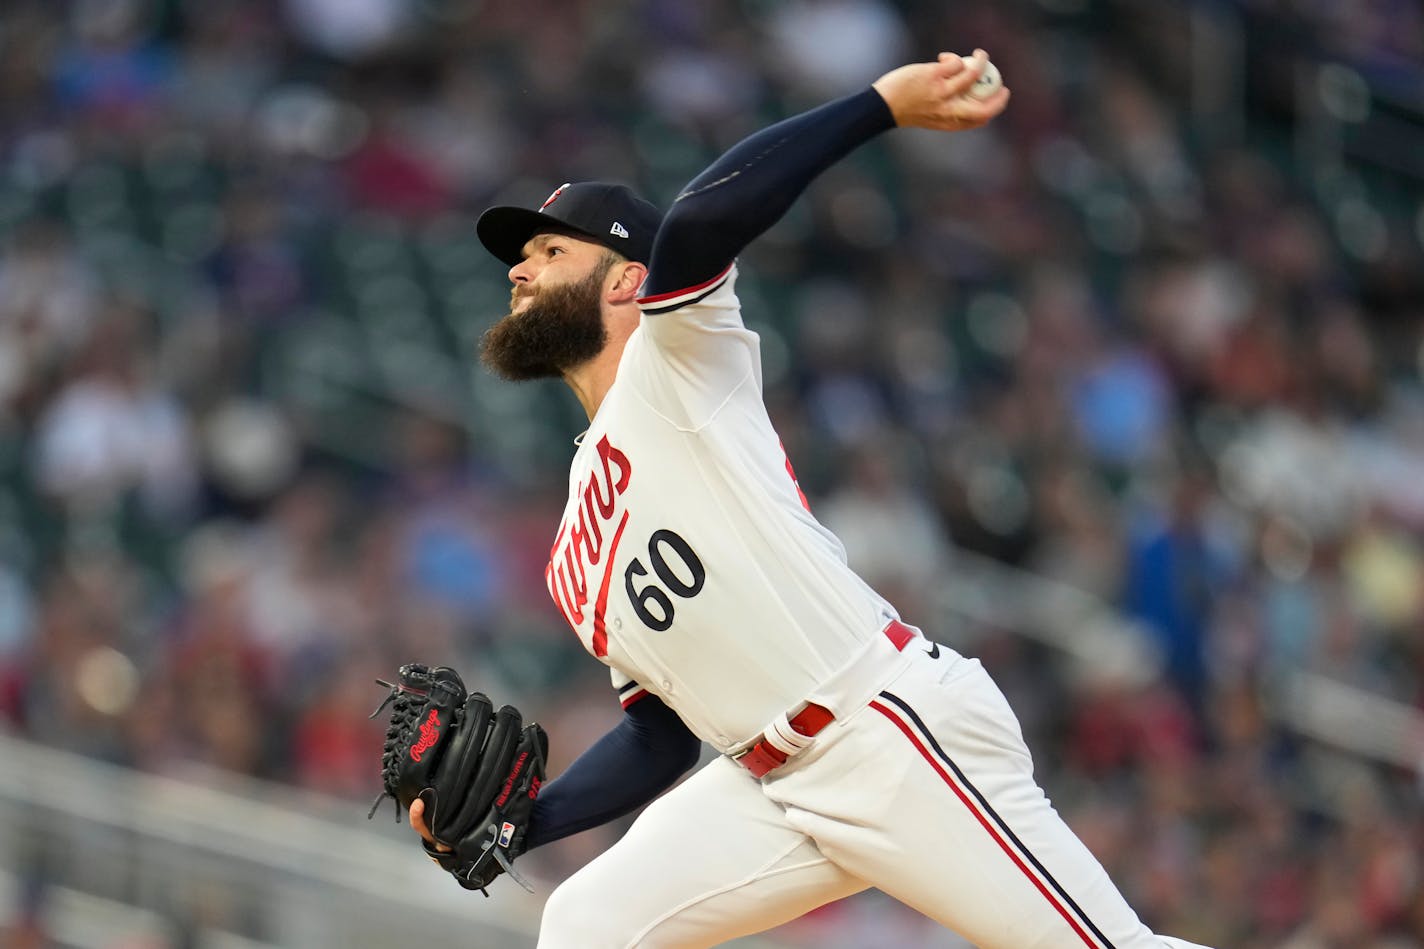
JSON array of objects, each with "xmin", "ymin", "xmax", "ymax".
[
  {"xmin": 716, "ymin": 735, "xmax": 731, "ymax": 747},
  {"xmin": 613, "ymin": 618, "xmax": 623, "ymax": 630},
  {"xmin": 661, "ymin": 679, "xmax": 673, "ymax": 691}
]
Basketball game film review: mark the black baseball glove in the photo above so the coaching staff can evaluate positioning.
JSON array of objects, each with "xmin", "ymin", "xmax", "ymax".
[{"xmin": 367, "ymin": 663, "xmax": 548, "ymax": 894}]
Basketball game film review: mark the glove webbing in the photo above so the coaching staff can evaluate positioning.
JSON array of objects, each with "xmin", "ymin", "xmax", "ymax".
[{"xmin": 366, "ymin": 676, "xmax": 419, "ymax": 821}]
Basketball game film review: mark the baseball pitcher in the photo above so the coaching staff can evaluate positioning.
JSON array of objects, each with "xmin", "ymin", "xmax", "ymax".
[{"xmin": 381, "ymin": 51, "xmax": 1214, "ymax": 949}]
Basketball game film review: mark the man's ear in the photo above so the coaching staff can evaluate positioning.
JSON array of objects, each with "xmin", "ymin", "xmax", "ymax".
[{"xmin": 605, "ymin": 260, "xmax": 648, "ymax": 304}]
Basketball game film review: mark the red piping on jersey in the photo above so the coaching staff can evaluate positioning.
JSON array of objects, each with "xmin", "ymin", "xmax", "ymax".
[
  {"xmin": 779, "ymin": 439, "xmax": 811, "ymax": 512},
  {"xmin": 619, "ymin": 688, "xmax": 649, "ymax": 710},
  {"xmin": 636, "ymin": 263, "xmax": 733, "ymax": 305},
  {"xmin": 591, "ymin": 511, "xmax": 631, "ymax": 657}
]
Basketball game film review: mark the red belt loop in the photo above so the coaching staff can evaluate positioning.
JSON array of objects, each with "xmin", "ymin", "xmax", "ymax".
[
  {"xmin": 736, "ymin": 620, "xmax": 918, "ymax": 779},
  {"xmin": 883, "ymin": 619, "xmax": 915, "ymax": 651},
  {"xmin": 737, "ymin": 701, "xmax": 834, "ymax": 778}
]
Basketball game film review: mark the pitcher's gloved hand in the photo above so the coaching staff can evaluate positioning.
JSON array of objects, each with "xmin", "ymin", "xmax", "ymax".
[{"xmin": 368, "ymin": 663, "xmax": 548, "ymax": 894}]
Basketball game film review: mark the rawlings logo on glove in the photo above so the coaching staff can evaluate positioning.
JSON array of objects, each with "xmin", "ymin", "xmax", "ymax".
[
  {"xmin": 367, "ymin": 663, "xmax": 549, "ymax": 895},
  {"xmin": 410, "ymin": 710, "xmax": 442, "ymax": 761}
]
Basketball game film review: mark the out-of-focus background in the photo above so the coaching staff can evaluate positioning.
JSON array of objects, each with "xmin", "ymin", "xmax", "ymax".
[{"xmin": 0, "ymin": 0, "xmax": 1421, "ymax": 946}]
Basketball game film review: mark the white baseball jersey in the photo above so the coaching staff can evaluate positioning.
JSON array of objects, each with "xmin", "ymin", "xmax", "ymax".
[
  {"xmin": 537, "ymin": 264, "xmax": 1216, "ymax": 949},
  {"xmin": 543, "ymin": 264, "xmax": 903, "ymax": 748}
]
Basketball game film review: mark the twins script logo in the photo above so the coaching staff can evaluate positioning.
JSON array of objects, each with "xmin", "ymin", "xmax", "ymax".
[
  {"xmin": 546, "ymin": 435, "xmax": 632, "ymax": 657},
  {"xmin": 409, "ymin": 709, "xmax": 441, "ymax": 762}
]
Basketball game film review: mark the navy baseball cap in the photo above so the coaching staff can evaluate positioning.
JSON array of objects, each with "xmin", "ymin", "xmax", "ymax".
[{"xmin": 477, "ymin": 182, "xmax": 662, "ymax": 267}]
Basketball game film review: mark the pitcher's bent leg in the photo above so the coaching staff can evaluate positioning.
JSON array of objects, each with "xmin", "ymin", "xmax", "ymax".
[
  {"xmin": 766, "ymin": 650, "xmax": 1215, "ymax": 949},
  {"xmin": 538, "ymin": 756, "xmax": 865, "ymax": 949}
]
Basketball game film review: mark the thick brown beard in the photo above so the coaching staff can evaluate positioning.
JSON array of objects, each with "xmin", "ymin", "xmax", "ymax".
[{"xmin": 479, "ymin": 259, "xmax": 613, "ymax": 381}]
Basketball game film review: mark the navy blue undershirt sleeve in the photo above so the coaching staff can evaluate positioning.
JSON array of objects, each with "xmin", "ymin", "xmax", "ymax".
[
  {"xmin": 525, "ymin": 694, "xmax": 701, "ymax": 850},
  {"xmin": 642, "ymin": 87, "xmax": 896, "ymax": 298}
]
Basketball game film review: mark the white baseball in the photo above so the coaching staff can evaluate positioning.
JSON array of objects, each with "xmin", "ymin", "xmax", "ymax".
[{"xmin": 961, "ymin": 56, "xmax": 1002, "ymax": 100}]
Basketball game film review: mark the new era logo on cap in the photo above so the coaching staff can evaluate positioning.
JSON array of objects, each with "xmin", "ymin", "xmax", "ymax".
[{"xmin": 477, "ymin": 182, "xmax": 663, "ymax": 266}]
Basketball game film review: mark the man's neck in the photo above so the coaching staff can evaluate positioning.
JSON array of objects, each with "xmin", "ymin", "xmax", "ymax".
[
  {"xmin": 562, "ymin": 341, "xmax": 626, "ymax": 420},
  {"xmin": 564, "ymin": 302, "xmax": 641, "ymax": 420}
]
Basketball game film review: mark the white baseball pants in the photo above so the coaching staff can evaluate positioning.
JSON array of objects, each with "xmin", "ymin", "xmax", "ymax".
[{"xmin": 537, "ymin": 633, "xmax": 1213, "ymax": 949}]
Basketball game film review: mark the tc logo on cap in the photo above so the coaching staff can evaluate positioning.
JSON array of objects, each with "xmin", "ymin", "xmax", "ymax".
[{"xmin": 540, "ymin": 183, "xmax": 572, "ymax": 211}]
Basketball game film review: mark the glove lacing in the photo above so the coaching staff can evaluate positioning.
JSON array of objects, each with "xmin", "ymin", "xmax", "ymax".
[{"xmin": 366, "ymin": 676, "xmax": 425, "ymax": 821}]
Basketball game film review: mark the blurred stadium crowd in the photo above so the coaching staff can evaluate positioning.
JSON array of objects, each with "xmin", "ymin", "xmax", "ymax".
[{"xmin": 1, "ymin": 0, "xmax": 1423, "ymax": 946}]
